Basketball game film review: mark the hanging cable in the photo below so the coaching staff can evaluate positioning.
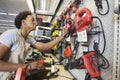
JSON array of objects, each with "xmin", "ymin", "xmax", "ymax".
[
  {"xmin": 94, "ymin": 0, "xmax": 110, "ymax": 15},
  {"xmin": 92, "ymin": 16, "xmax": 106, "ymax": 54},
  {"xmin": 92, "ymin": 16, "xmax": 109, "ymax": 69}
]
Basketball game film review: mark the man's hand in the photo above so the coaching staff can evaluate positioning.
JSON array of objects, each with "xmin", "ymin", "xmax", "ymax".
[{"xmin": 61, "ymin": 26, "xmax": 67, "ymax": 37}]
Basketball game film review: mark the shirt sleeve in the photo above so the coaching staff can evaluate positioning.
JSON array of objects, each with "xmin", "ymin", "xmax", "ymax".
[
  {"xmin": 0, "ymin": 30, "xmax": 15, "ymax": 48},
  {"xmin": 27, "ymin": 37, "xmax": 36, "ymax": 45}
]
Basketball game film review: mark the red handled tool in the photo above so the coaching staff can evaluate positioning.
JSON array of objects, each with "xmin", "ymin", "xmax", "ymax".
[
  {"xmin": 80, "ymin": 51, "xmax": 101, "ymax": 78},
  {"xmin": 74, "ymin": 8, "xmax": 93, "ymax": 31},
  {"xmin": 65, "ymin": 51, "xmax": 102, "ymax": 80},
  {"xmin": 14, "ymin": 67, "xmax": 26, "ymax": 80},
  {"xmin": 14, "ymin": 60, "xmax": 45, "ymax": 80},
  {"xmin": 77, "ymin": 51, "xmax": 102, "ymax": 80},
  {"xmin": 64, "ymin": 43, "xmax": 72, "ymax": 58}
]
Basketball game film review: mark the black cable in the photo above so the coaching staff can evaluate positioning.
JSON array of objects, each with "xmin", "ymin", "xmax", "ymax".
[
  {"xmin": 97, "ymin": 76, "xmax": 103, "ymax": 80},
  {"xmin": 25, "ymin": 63, "xmax": 32, "ymax": 71},
  {"xmin": 97, "ymin": 53, "xmax": 109, "ymax": 69},
  {"xmin": 25, "ymin": 63, "xmax": 33, "ymax": 80},
  {"xmin": 95, "ymin": 0, "xmax": 110, "ymax": 15},
  {"xmin": 93, "ymin": 37, "xmax": 109, "ymax": 69},
  {"xmin": 92, "ymin": 16, "xmax": 106, "ymax": 55},
  {"xmin": 92, "ymin": 16, "xmax": 109, "ymax": 69},
  {"xmin": 73, "ymin": 41, "xmax": 80, "ymax": 59},
  {"xmin": 85, "ymin": 73, "xmax": 91, "ymax": 80},
  {"xmin": 94, "ymin": 43, "xmax": 109, "ymax": 69}
]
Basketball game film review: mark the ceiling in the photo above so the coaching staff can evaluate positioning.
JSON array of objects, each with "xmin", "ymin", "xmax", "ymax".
[
  {"xmin": 0, "ymin": 0, "xmax": 61, "ymax": 27},
  {"xmin": 0, "ymin": 0, "xmax": 29, "ymax": 27},
  {"xmin": 0, "ymin": 0, "xmax": 71, "ymax": 32}
]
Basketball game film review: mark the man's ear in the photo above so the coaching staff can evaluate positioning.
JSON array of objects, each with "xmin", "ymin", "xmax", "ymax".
[{"xmin": 22, "ymin": 20, "xmax": 26, "ymax": 25}]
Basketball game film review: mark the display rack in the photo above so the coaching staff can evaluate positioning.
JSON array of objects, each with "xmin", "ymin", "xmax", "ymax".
[{"xmin": 113, "ymin": 0, "xmax": 120, "ymax": 79}]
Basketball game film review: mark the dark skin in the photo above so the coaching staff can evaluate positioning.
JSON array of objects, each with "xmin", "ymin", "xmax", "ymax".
[{"xmin": 0, "ymin": 15, "xmax": 67, "ymax": 71}]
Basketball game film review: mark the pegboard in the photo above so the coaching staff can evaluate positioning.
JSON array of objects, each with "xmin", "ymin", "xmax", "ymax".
[
  {"xmin": 54, "ymin": 0, "xmax": 114, "ymax": 80},
  {"xmin": 113, "ymin": 14, "xmax": 120, "ymax": 80}
]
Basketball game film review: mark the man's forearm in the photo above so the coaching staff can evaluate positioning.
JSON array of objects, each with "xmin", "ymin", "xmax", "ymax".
[
  {"xmin": 0, "ymin": 60, "xmax": 26, "ymax": 71},
  {"xmin": 45, "ymin": 35, "xmax": 64, "ymax": 49},
  {"xmin": 35, "ymin": 35, "xmax": 64, "ymax": 50},
  {"xmin": 33, "ymin": 27, "xmax": 67, "ymax": 50}
]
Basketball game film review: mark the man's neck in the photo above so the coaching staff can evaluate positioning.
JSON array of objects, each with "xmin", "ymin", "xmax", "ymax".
[{"xmin": 20, "ymin": 28, "xmax": 30, "ymax": 39}]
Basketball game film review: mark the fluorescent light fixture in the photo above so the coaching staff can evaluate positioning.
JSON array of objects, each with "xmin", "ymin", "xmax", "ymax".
[
  {"xmin": 26, "ymin": 0, "xmax": 34, "ymax": 13},
  {"xmin": 36, "ymin": 10, "xmax": 55, "ymax": 15},
  {"xmin": 0, "ymin": 12, "xmax": 7, "ymax": 15},
  {"xmin": 8, "ymin": 13, "xmax": 17, "ymax": 16},
  {"xmin": 0, "ymin": 19, "xmax": 14, "ymax": 22},
  {"xmin": 41, "ymin": 0, "xmax": 46, "ymax": 11},
  {"xmin": 0, "ymin": 12, "xmax": 17, "ymax": 16},
  {"xmin": 36, "ymin": 10, "xmax": 48, "ymax": 13},
  {"xmin": 0, "ymin": 24, "xmax": 14, "ymax": 27}
]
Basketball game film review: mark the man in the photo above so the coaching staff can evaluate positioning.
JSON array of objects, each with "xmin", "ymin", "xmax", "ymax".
[{"xmin": 0, "ymin": 11, "xmax": 66, "ymax": 79}]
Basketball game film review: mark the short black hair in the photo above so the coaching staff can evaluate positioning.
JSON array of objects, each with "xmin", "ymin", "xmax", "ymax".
[{"xmin": 14, "ymin": 11, "xmax": 32, "ymax": 29}]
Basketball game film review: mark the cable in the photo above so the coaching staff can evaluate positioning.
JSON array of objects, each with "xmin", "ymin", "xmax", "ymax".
[
  {"xmin": 92, "ymin": 16, "xmax": 106, "ymax": 55},
  {"xmin": 92, "ymin": 16, "xmax": 109, "ymax": 69},
  {"xmin": 95, "ymin": 0, "xmax": 110, "ymax": 15},
  {"xmin": 98, "ymin": 53, "xmax": 109, "ymax": 69},
  {"xmin": 97, "ymin": 76, "xmax": 103, "ymax": 80},
  {"xmin": 25, "ymin": 63, "xmax": 32, "ymax": 71},
  {"xmin": 73, "ymin": 40, "xmax": 80, "ymax": 59},
  {"xmin": 85, "ymin": 73, "xmax": 91, "ymax": 80},
  {"xmin": 93, "ymin": 36, "xmax": 109, "ymax": 69}
]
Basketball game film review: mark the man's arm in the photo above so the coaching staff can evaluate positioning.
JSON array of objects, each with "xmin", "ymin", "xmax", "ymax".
[
  {"xmin": 33, "ymin": 35, "xmax": 64, "ymax": 50},
  {"xmin": 0, "ymin": 43, "xmax": 26, "ymax": 71},
  {"xmin": 32, "ymin": 27, "xmax": 66, "ymax": 50},
  {"xmin": 0, "ymin": 43, "xmax": 45, "ymax": 71}
]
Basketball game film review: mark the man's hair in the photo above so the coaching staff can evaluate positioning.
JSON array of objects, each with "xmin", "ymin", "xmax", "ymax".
[{"xmin": 14, "ymin": 11, "xmax": 32, "ymax": 29}]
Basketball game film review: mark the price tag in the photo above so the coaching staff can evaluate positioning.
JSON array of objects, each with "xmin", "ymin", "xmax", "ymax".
[
  {"xmin": 66, "ymin": 36, "xmax": 70, "ymax": 41},
  {"xmin": 71, "ymin": 13, "xmax": 75, "ymax": 19},
  {"xmin": 77, "ymin": 30, "xmax": 87, "ymax": 42}
]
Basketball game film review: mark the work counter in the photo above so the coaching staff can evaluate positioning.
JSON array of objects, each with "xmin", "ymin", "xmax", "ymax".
[{"xmin": 43, "ymin": 53, "xmax": 75, "ymax": 80}]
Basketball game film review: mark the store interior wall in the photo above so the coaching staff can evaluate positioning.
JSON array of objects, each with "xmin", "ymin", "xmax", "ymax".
[
  {"xmin": 0, "ymin": 0, "xmax": 114, "ymax": 80},
  {"xmin": 55, "ymin": 0, "xmax": 114, "ymax": 80}
]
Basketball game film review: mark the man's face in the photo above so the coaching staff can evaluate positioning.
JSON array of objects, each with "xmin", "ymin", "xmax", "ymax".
[{"xmin": 24, "ymin": 15, "xmax": 36, "ymax": 30}]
